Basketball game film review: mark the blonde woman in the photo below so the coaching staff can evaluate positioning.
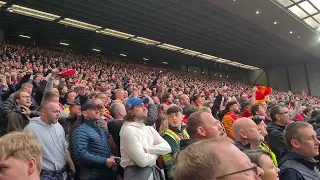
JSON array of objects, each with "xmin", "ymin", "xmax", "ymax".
[{"xmin": 244, "ymin": 149, "xmax": 280, "ymax": 180}]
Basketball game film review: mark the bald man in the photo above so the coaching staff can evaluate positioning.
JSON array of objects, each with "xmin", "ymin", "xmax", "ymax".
[
  {"xmin": 232, "ymin": 117, "xmax": 263, "ymax": 151},
  {"xmin": 179, "ymin": 94, "xmax": 190, "ymax": 108},
  {"xmin": 108, "ymin": 103, "xmax": 126, "ymax": 156},
  {"xmin": 25, "ymin": 100, "xmax": 75, "ymax": 179}
]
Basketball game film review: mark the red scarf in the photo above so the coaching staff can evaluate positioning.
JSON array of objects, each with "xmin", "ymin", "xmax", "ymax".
[{"xmin": 225, "ymin": 112, "xmax": 241, "ymax": 120}]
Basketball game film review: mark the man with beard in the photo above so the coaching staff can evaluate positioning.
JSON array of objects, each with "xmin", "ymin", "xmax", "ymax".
[
  {"xmin": 221, "ymin": 101, "xmax": 241, "ymax": 140},
  {"xmin": 120, "ymin": 97, "xmax": 171, "ymax": 180}
]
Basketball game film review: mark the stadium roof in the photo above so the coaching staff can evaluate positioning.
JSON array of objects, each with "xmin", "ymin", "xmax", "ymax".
[{"xmin": 0, "ymin": 0, "xmax": 319, "ymax": 71}]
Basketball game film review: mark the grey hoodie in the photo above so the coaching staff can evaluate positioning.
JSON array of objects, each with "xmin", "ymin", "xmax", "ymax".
[{"xmin": 24, "ymin": 117, "xmax": 68, "ymax": 171}]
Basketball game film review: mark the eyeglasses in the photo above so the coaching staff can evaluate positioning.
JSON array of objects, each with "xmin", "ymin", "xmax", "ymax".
[
  {"xmin": 216, "ymin": 163, "xmax": 258, "ymax": 179},
  {"xmin": 278, "ymin": 111, "xmax": 288, "ymax": 115}
]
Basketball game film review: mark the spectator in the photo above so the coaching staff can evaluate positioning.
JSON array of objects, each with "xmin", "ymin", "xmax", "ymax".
[
  {"xmin": 302, "ymin": 107, "xmax": 313, "ymax": 121},
  {"xmin": 244, "ymin": 149, "xmax": 280, "ymax": 180},
  {"xmin": 108, "ymin": 102, "xmax": 126, "ymax": 157},
  {"xmin": 174, "ymin": 136, "xmax": 264, "ymax": 180},
  {"xmin": 6, "ymin": 89, "xmax": 35, "ymax": 132},
  {"xmin": 179, "ymin": 94, "xmax": 190, "ymax": 108},
  {"xmin": 182, "ymin": 104, "xmax": 198, "ymax": 125},
  {"xmin": 161, "ymin": 92, "xmax": 173, "ymax": 105},
  {"xmin": 0, "ymin": 132, "xmax": 42, "ymax": 180},
  {"xmin": 24, "ymin": 100, "xmax": 75, "ymax": 179},
  {"xmin": 162, "ymin": 105, "xmax": 189, "ymax": 180},
  {"xmin": 221, "ymin": 101, "xmax": 241, "ymax": 140},
  {"xmin": 180, "ymin": 111, "xmax": 225, "ymax": 150},
  {"xmin": 279, "ymin": 122, "xmax": 320, "ymax": 180},
  {"xmin": 72, "ymin": 101, "xmax": 117, "ymax": 180},
  {"xmin": 252, "ymin": 115, "xmax": 278, "ymax": 166},
  {"xmin": 232, "ymin": 118, "xmax": 263, "ymax": 151},
  {"xmin": 266, "ymin": 105, "xmax": 291, "ymax": 161},
  {"xmin": 120, "ymin": 97, "xmax": 170, "ymax": 179}
]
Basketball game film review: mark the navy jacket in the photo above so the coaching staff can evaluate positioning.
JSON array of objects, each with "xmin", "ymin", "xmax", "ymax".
[
  {"xmin": 279, "ymin": 150, "xmax": 320, "ymax": 180},
  {"xmin": 72, "ymin": 120, "xmax": 114, "ymax": 180}
]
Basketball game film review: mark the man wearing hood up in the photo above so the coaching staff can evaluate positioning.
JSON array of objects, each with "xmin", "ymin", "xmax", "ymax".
[{"xmin": 24, "ymin": 100, "xmax": 75, "ymax": 180}]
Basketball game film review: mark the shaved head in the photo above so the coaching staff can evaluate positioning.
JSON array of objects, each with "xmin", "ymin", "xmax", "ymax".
[
  {"xmin": 233, "ymin": 118, "xmax": 255, "ymax": 140},
  {"xmin": 232, "ymin": 118, "xmax": 262, "ymax": 144}
]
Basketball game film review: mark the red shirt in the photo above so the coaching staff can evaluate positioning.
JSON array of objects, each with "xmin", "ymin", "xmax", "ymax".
[{"xmin": 242, "ymin": 109, "xmax": 252, "ymax": 117}]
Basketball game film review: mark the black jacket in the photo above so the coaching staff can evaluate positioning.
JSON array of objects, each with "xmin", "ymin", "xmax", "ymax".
[
  {"xmin": 266, "ymin": 122, "xmax": 287, "ymax": 161},
  {"xmin": 107, "ymin": 119, "xmax": 124, "ymax": 157},
  {"xmin": 279, "ymin": 150, "xmax": 320, "ymax": 180},
  {"xmin": 180, "ymin": 139, "xmax": 198, "ymax": 151}
]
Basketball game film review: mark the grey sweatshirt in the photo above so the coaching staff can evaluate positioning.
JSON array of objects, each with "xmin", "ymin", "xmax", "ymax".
[{"xmin": 24, "ymin": 117, "xmax": 68, "ymax": 171}]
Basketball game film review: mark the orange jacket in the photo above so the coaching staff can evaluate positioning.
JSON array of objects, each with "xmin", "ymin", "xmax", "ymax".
[{"xmin": 221, "ymin": 112, "xmax": 241, "ymax": 140}]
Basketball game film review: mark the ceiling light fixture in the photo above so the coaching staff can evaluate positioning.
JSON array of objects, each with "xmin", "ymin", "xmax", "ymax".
[
  {"xmin": 163, "ymin": 62, "xmax": 168, "ymax": 64},
  {"xmin": 179, "ymin": 49, "xmax": 202, "ymax": 56},
  {"xmin": 143, "ymin": 58, "xmax": 149, "ymax": 61},
  {"xmin": 10, "ymin": 5, "xmax": 60, "ymax": 21},
  {"xmin": 274, "ymin": 21, "xmax": 277, "ymax": 25},
  {"xmin": 59, "ymin": 42, "xmax": 69, "ymax": 46},
  {"xmin": 0, "ymin": 1, "xmax": 6, "ymax": 7},
  {"xmin": 120, "ymin": 54, "xmax": 127, "ymax": 57},
  {"xmin": 59, "ymin": 18, "xmax": 102, "ymax": 31},
  {"xmin": 130, "ymin": 37, "xmax": 160, "ymax": 46},
  {"xmin": 256, "ymin": 10, "xmax": 260, "ymax": 14},
  {"xmin": 19, "ymin": 34, "xmax": 30, "ymax": 39},
  {"xmin": 297, "ymin": 36, "xmax": 301, "ymax": 39},
  {"xmin": 92, "ymin": 49, "xmax": 100, "ymax": 52},
  {"xmin": 99, "ymin": 28, "xmax": 134, "ymax": 39},
  {"xmin": 289, "ymin": 31, "xmax": 293, "ymax": 34},
  {"xmin": 157, "ymin": 43, "xmax": 183, "ymax": 51}
]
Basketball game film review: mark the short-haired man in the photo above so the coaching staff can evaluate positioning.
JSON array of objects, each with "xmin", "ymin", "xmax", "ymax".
[
  {"xmin": 0, "ymin": 132, "xmax": 42, "ymax": 180},
  {"xmin": 6, "ymin": 90, "xmax": 35, "ymax": 132},
  {"xmin": 162, "ymin": 105, "xmax": 189, "ymax": 179},
  {"xmin": 221, "ymin": 101, "xmax": 241, "ymax": 140},
  {"xmin": 24, "ymin": 100, "xmax": 75, "ymax": 179},
  {"xmin": 266, "ymin": 105, "xmax": 292, "ymax": 161},
  {"xmin": 120, "ymin": 97, "xmax": 170, "ymax": 179},
  {"xmin": 180, "ymin": 111, "xmax": 225, "ymax": 150},
  {"xmin": 279, "ymin": 121, "xmax": 320, "ymax": 180},
  {"xmin": 108, "ymin": 102, "xmax": 126, "ymax": 157},
  {"xmin": 72, "ymin": 101, "xmax": 118, "ymax": 180},
  {"xmin": 174, "ymin": 136, "xmax": 264, "ymax": 180},
  {"xmin": 179, "ymin": 94, "xmax": 190, "ymax": 108}
]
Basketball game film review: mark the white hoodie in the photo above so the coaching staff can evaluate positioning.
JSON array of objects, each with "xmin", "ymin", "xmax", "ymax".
[{"xmin": 120, "ymin": 121, "xmax": 171, "ymax": 168}]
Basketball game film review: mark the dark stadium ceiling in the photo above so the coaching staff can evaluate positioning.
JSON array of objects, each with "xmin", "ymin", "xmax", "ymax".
[{"xmin": 0, "ymin": 0, "xmax": 319, "ymax": 70}]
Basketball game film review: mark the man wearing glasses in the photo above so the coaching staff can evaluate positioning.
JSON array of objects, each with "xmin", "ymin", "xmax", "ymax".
[
  {"xmin": 174, "ymin": 136, "xmax": 264, "ymax": 180},
  {"xmin": 266, "ymin": 105, "xmax": 292, "ymax": 161}
]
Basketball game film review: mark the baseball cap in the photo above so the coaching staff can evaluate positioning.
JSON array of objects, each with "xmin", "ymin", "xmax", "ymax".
[
  {"xmin": 67, "ymin": 101, "xmax": 80, "ymax": 107},
  {"xmin": 81, "ymin": 101, "xmax": 99, "ymax": 111},
  {"xmin": 125, "ymin": 97, "xmax": 149, "ymax": 112}
]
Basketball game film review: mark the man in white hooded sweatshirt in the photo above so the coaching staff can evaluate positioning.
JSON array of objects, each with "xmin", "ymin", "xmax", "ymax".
[{"xmin": 120, "ymin": 97, "xmax": 171, "ymax": 180}]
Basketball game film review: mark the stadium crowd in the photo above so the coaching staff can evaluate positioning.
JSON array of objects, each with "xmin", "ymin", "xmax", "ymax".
[{"xmin": 0, "ymin": 42, "xmax": 320, "ymax": 180}]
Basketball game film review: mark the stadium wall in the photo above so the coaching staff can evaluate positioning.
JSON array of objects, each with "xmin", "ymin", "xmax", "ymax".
[
  {"xmin": 266, "ymin": 66, "xmax": 290, "ymax": 91},
  {"xmin": 306, "ymin": 64, "xmax": 320, "ymax": 96},
  {"xmin": 0, "ymin": 29, "xmax": 4, "ymax": 42}
]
